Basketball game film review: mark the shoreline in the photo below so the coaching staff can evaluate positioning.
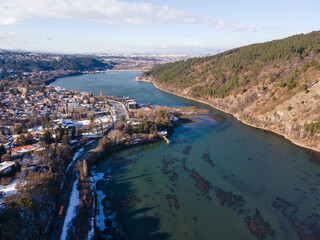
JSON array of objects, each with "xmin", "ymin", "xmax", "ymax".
[
  {"xmin": 136, "ymin": 76, "xmax": 320, "ymax": 154},
  {"xmin": 47, "ymin": 73, "xmax": 320, "ymax": 154},
  {"xmin": 106, "ymin": 69, "xmax": 145, "ymax": 72}
]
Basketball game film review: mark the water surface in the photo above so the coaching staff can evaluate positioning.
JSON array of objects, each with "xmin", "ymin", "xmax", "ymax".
[{"xmin": 54, "ymin": 72, "xmax": 320, "ymax": 240}]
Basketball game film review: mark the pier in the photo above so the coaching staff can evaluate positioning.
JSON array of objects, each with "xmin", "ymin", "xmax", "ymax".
[{"xmin": 162, "ymin": 135, "xmax": 170, "ymax": 144}]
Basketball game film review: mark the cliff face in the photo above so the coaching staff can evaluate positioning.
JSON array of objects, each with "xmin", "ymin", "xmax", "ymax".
[{"xmin": 137, "ymin": 71, "xmax": 320, "ymax": 152}]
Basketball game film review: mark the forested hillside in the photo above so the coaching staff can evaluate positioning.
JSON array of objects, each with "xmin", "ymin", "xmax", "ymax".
[
  {"xmin": 0, "ymin": 55, "xmax": 111, "ymax": 72},
  {"xmin": 141, "ymin": 31, "xmax": 320, "ymax": 152},
  {"xmin": 145, "ymin": 31, "xmax": 320, "ymax": 98}
]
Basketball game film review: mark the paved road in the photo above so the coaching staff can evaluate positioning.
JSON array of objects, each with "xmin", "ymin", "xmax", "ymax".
[
  {"xmin": 47, "ymin": 142, "xmax": 98, "ymax": 240},
  {"xmin": 109, "ymin": 100, "xmax": 129, "ymax": 121}
]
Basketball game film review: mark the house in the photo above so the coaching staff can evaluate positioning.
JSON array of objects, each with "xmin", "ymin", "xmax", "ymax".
[{"xmin": 11, "ymin": 144, "xmax": 41, "ymax": 157}]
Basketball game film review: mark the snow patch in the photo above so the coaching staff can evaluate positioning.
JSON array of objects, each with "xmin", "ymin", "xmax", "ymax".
[
  {"xmin": 82, "ymin": 133, "xmax": 101, "ymax": 138},
  {"xmin": 86, "ymin": 140, "xmax": 95, "ymax": 146},
  {"xmin": 94, "ymin": 172, "xmax": 105, "ymax": 181},
  {"xmin": 96, "ymin": 190, "xmax": 106, "ymax": 231},
  {"xmin": 87, "ymin": 216, "xmax": 95, "ymax": 240},
  {"xmin": 60, "ymin": 179, "xmax": 80, "ymax": 240},
  {"xmin": 28, "ymin": 126, "xmax": 43, "ymax": 133},
  {"xmin": 0, "ymin": 179, "xmax": 18, "ymax": 203},
  {"xmin": 77, "ymin": 120, "xmax": 90, "ymax": 126},
  {"xmin": 60, "ymin": 147, "xmax": 85, "ymax": 190},
  {"xmin": 90, "ymin": 169, "xmax": 119, "ymax": 233},
  {"xmin": 90, "ymin": 170, "xmax": 109, "ymax": 232},
  {"xmin": 96, "ymin": 116, "xmax": 111, "ymax": 123},
  {"xmin": 0, "ymin": 161, "xmax": 15, "ymax": 173},
  {"xmin": 91, "ymin": 171, "xmax": 106, "ymax": 231},
  {"xmin": 66, "ymin": 148, "xmax": 84, "ymax": 173}
]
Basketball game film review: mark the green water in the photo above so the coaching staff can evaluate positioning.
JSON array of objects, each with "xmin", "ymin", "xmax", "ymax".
[{"xmin": 54, "ymin": 72, "xmax": 320, "ymax": 240}]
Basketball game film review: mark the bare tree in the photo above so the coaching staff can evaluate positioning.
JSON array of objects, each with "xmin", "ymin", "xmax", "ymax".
[{"xmin": 108, "ymin": 130, "xmax": 123, "ymax": 144}]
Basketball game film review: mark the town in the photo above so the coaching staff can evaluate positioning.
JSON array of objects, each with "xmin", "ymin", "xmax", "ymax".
[
  {"xmin": 0, "ymin": 73, "xmax": 181, "ymax": 239},
  {"xmin": 0, "ymin": 83, "xmax": 117, "ymax": 200},
  {"xmin": 0, "ymin": 49, "xmax": 194, "ymax": 239}
]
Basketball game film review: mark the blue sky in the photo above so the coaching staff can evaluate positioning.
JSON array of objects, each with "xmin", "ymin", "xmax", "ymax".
[{"xmin": 0, "ymin": 0, "xmax": 319, "ymax": 54}]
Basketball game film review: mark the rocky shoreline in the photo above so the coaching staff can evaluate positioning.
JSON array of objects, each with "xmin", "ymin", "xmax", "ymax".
[{"xmin": 136, "ymin": 76, "xmax": 320, "ymax": 154}]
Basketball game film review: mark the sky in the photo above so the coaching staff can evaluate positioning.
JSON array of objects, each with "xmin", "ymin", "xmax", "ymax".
[{"xmin": 0, "ymin": 0, "xmax": 319, "ymax": 54}]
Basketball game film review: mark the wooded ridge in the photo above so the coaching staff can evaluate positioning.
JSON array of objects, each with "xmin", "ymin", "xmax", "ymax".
[{"xmin": 141, "ymin": 31, "xmax": 320, "ymax": 153}]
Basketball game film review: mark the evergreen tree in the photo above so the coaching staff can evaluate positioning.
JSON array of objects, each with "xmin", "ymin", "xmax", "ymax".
[
  {"xmin": 71, "ymin": 126, "xmax": 76, "ymax": 139},
  {"xmin": 41, "ymin": 130, "xmax": 54, "ymax": 145},
  {"xmin": 41, "ymin": 113, "xmax": 51, "ymax": 129},
  {"xmin": 0, "ymin": 144, "xmax": 6, "ymax": 161}
]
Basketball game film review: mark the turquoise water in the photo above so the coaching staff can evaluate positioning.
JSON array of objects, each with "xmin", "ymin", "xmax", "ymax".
[{"xmin": 54, "ymin": 72, "xmax": 320, "ymax": 240}]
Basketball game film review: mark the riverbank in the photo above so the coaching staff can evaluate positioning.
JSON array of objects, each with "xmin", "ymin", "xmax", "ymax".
[
  {"xmin": 43, "ymin": 71, "xmax": 320, "ymax": 240},
  {"xmin": 136, "ymin": 75, "xmax": 320, "ymax": 153},
  {"xmin": 72, "ymin": 133, "xmax": 174, "ymax": 239},
  {"xmin": 67, "ymin": 105, "xmax": 181, "ymax": 239}
]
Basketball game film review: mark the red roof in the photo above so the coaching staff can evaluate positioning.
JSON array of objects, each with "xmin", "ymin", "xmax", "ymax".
[{"xmin": 11, "ymin": 144, "xmax": 39, "ymax": 155}]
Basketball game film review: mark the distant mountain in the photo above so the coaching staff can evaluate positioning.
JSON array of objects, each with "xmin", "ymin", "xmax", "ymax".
[{"xmin": 140, "ymin": 31, "xmax": 320, "ymax": 152}]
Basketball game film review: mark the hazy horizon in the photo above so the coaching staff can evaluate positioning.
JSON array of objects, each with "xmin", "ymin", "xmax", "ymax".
[{"xmin": 0, "ymin": 0, "xmax": 319, "ymax": 54}]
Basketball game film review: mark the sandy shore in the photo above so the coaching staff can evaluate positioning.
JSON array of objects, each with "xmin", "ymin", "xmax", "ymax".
[{"xmin": 137, "ymin": 76, "xmax": 320, "ymax": 153}]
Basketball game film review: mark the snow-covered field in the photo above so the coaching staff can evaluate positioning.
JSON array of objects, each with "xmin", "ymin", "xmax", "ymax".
[{"xmin": 60, "ymin": 179, "xmax": 80, "ymax": 240}]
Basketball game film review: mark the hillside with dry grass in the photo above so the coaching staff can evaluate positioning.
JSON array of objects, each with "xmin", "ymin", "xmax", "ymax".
[{"xmin": 139, "ymin": 31, "xmax": 320, "ymax": 152}]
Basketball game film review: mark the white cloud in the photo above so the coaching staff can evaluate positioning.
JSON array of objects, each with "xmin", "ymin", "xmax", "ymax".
[
  {"xmin": 0, "ymin": 31, "xmax": 34, "ymax": 48},
  {"xmin": 122, "ymin": 28, "xmax": 149, "ymax": 33},
  {"xmin": 0, "ymin": 32, "xmax": 15, "ymax": 40},
  {"xmin": 0, "ymin": 0, "xmax": 260, "ymax": 31}
]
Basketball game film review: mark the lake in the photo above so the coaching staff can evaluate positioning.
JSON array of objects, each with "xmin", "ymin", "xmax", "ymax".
[{"xmin": 53, "ymin": 71, "xmax": 320, "ymax": 240}]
